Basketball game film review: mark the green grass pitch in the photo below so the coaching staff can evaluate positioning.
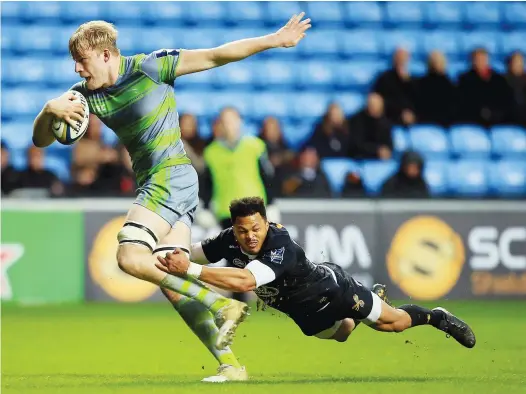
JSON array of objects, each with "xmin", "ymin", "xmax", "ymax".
[{"xmin": 2, "ymin": 300, "xmax": 525, "ymax": 393}]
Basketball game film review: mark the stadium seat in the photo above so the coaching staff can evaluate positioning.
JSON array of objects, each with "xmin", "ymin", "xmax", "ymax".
[
  {"xmin": 305, "ymin": 2, "xmax": 344, "ymax": 25},
  {"xmin": 59, "ymin": 2, "xmax": 103, "ymax": 23},
  {"xmin": 1, "ymin": 26, "xmax": 17, "ymax": 54},
  {"xmin": 100, "ymin": 125, "xmax": 119, "ymax": 147},
  {"xmin": 449, "ymin": 125, "xmax": 491, "ymax": 158},
  {"xmin": 251, "ymin": 92, "xmax": 293, "ymax": 121},
  {"xmin": 224, "ymin": 2, "xmax": 264, "ymax": 26},
  {"xmin": 176, "ymin": 65, "xmax": 215, "ymax": 90},
  {"xmin": 408, "ymin": 125, "xmax": 449, "ymax": 159},
  {"xmin": 22, "ymin": 1, "xmax": 61, "ymax": 23},
  {"xmin": 144, "ymin": 1, "xmax": 185, "ymax": 25},
  {"xmin": 490, "ymin": 126, "xmax": 526, "ymax": 158},
  {"xmin": 174, "ymin": 91, "xmax": 214, "ymax": 118},
  {"xmin": 297, "ymin": 61, "xmax": 336, "ymax": 89},
  {"xmin": 423, "ymin": 2, "xmax": 463, "ymax": 27},
  {"xmin": 206, "ymin": 91, "xmax": 253, "ymax": 118},
  {"xmin": 409, "ymin": 60, "xmax": 426, "ymax": 77},
  {"xmin": 213, "ymin": 61, "xmax": 254, "ymax": 88},
  {"xmin": 0, "ymin": 1, "xmax": 24, "ymax": 20},
  {"xmin": 1, "ymin": 123, "xmax": 34, "ymax": 151},
  {"xmin": 2, "ymin": 89, "xmax": 43, "ymax": 118},
  {"xmin": 361, "ymin": 160, "xmax": 398, "ymax": 196},
  {"xmin": 502, "ymin": 2, "xmax": 526, "ymax": 27},
  {"xmin": 460, "ymin": 31, "xmax": 499, "ymax": 55},
  {"xmin": 392, "ymin": 126, "xmax": 410, "ymax": 155},
  {"xmin": 242, "ymin": 121, "xmax": 259, "ymax": 137},
  {"xmin": 253, "ymin": 61, "xmax": 296, "ymax": 89},
  {"xmin": 424, "ymin": 160, "xmax": 449, "ymax": 196},
  {"xmin": 333, "ymin": 93, "xmax": 365, "ymax": 116},
  {"xmin": 106, "ymin": 2, "xmax": 147, "ymax": 25},
  {"xmin": 321, "ymin": 159, "xmax": 361, "ymax": 194},
  {"xmin": 340, "ymin": 30, "xmax": 380, "ymax": 58},
  {"xmin": 385, "ymin": 2, "xmax": 424, "ymax": 27},
  {"xmin": 381, "ymin": 30, "xmax": 423, "ymax": 57},
  {"xmin": 185, "ymin": 2, "xmax": 226, "ymax": 26},
  {"xmin": 448, "ymin": 160, "xmax": 490, "ymax": 197},
  {"xmin": 501, "ymin": 32, "xmax": 526, "ymax": 56},
  {"xmin": 447, "ymin": 61, "xmax": 468, "ymax": 81},
  {"xmin": 298, "ymin": 30, "xmax": 341, "ymax": 58},
  {"xmin": 336, "ymin": 61, "xmax": 387, "ymax": 89},
  {"xmin": 16, "ymin": 26, "xmax": 56, "ymax": 54},
  {"xmin": 422, "ymin": 31, "xmax": 462, "ymax": 57},
  {"xmin": 282, "ymin": 122, "xmax": 315, "ymax": 151},
  {"xmin": 44, "ymin": 155, "xmax": 70, "ymax": 183},
  {"xmin": 465, "ymin": 3, "xmax": 502, "ymax": 27},
  {"xmin": 50, "ymin": 58, "xmax": 78, "ymax": 87},
  {"xmin": 489, "ymin": 160, "xmax": 526, "ymax": 197},
  {"xmin": 177, "ymin": 28, "xmax": 220, "ymax": 51},
  {"xmin": 291, "ymin": 93, "xmax": 331, "ymax": 122},
  {"xmin": 342, "ymin": 2, "xmax": 383, "ymax": 26},
  {"xmin": 266, "ymin": 2, "xmax": 303, "ymax": 26},
  {"xmin": 4, "ymin": 57, "xmax": 51, "ymax": 86}
]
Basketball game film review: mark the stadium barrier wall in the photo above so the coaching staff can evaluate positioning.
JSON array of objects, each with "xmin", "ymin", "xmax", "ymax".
[{"xmin": 2, "ymin": 199, "xmax": 525, "ymax": 304}]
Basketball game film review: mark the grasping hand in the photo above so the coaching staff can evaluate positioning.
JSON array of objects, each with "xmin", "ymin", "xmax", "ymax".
[{"xmin": 155, "ymin": 248, "xmax": 190, "ymax": 276}]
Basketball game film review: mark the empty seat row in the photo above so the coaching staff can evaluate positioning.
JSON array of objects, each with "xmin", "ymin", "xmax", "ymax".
[
  {"xmin": 322, "ymin": 158, "xmax": 526, "ymax": 197},
  {"xmin": 3, "ymin": 2, "xmax": 526, "ymax": 28}
]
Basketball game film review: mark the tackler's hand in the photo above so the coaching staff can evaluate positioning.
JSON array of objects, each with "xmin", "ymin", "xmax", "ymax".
[{"xmin": 155, "ymin": 248, "xmax": 190, "ymax": 277}]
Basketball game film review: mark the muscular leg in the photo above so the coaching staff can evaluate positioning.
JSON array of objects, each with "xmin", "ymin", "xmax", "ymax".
[{"xmin": 315, "ymin": 319, "xmax": 356, "ymax": 342}]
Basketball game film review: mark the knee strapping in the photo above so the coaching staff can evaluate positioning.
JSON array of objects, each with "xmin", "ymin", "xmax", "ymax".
[{"xmin": 118, "ymin": 221, "xmax": 158, "ymax": 252}]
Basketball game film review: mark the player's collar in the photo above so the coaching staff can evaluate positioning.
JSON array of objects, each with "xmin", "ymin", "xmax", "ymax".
[
  {"xmin": 118, "ymin": 55, "xmax": 126, "ymax": 76},
  {"xmin": 239, "ymin": 248, "xmax": 257, "ymax": 260}
]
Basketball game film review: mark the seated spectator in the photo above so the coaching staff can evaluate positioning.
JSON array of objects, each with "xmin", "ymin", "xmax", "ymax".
[
  {"xmin": 348, "ymin": 93, "xmax": 393, "ymax": 160},
  {"xmin": 456, "ymin": 48, "xmax": 513, "ymax": 126},
  {"xmin": 180, "ymin": 113, "xmax": 207, "ymax": 174},
  {"xmin": 259, "ymin": 116, "xmax": 294, "ymax": 170},
  {"xmin": 1, "ymin": 141, "xmax": 20, "ymax": 196},
  {"xmin": 380, "ymin": 151, "xmax": 429, "ymax": 198},
  {"xmin": 304, "ymin": 103, "xmax": 350, "ymax": 158},
  {"xmin": 341, "ymin": 170, "xmax": 366, "ymax": 198},
  {"xmin": 415, "ymin": 51, "xmax": 456, "ymax": 126},
  {"xmin": 504, "ymin": 51, "xmax": 526, "ymax": 125},
  {"xmin": 372, "ymin": 47, "xmax": 417, "ymax": 125},
  {"xmin": 281, "ymin": 147, "xmax": 331, "ymax": 198},
  {"xmin": 17, "ymin": 146, "xmax": 64, "ymax": 196}
]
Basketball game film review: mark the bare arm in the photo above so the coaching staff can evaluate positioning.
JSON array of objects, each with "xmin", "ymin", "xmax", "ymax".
[
  {"xmin": 176, "ymin": 13, "xmax": 311, "ymax": 77},
  {"xmin": 33, "ymin": 106, "xmax": 56, "ymax": 148}
]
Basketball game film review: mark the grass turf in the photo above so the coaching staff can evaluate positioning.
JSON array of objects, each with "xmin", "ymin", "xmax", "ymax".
[{"xmin": 2, "ymin": 300, "xmax": 525, "ymax": 394}]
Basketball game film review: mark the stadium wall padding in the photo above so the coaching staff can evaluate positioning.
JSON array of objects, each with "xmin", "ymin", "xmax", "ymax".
[{"xmin": 2, "ymin": 199, "xmax": 525, "ymax": 304}]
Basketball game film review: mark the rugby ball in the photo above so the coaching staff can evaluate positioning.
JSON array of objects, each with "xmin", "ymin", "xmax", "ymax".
[{"xmin": 51, "ymin": 90, "xmax": 90, "ymax": 145}]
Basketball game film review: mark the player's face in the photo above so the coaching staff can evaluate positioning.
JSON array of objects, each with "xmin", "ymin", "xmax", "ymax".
[
  {"xmin": 74, "ymin": 49, "xmax": 108, "ymax": 90},
  {"xmin": 233, "ymin": 213, "xmax": 269, "ymax": 255}
]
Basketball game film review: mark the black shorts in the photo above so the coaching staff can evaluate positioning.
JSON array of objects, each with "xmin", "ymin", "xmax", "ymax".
[{"xmin": 290, "ymin": 263, "xmax": 382, "ymax": 337}]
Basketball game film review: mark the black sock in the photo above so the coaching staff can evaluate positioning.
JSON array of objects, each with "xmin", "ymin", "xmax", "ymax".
[{"xmin": 398, "ymin": 304, "xmax": 442, "ymax": 328}]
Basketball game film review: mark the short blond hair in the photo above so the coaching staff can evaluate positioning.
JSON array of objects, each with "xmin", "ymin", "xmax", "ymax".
[{"xmin": 69, "ymin": 20, "xmax": 120, "ymax": 59}]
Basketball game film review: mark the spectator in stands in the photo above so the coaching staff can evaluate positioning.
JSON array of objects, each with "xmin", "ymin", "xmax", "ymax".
[
  {"xmin": 180, "ymin": 113, "xmax": 207, "ymax": 174},
  {"xmin": 380, "ymin": 150, "xmax": 429, "ymax": 198},
  {"xmin": 415, "ymin": 51, "xmax": 456, "ymax": 126},
  {"xmin": 280, "ymin": 147, "xmax": 331, "ymax": 198},
  {"xmin": 1, "ymin": 141, "xmax": 20, "ymax": 195},
  {"xmin": 17, "ymin": 146, "xmax": 64, "ymax": 196},
  {"xmin": 341, "ymin": 170, "xmax": 366, "ymax": 198},
  {"xmin": 372, "ymin": 47, "xmax": 417, "ymax": 125},
  {"xmin": 504, "ymin": 51, "xmax": 526, "ymax": 126},
  {"xmin": 304, "ymin": 102, "xmax": 350, "ymax": 158},
  {"xmin": 347, "ymin": 93, "xmax": 393, "ymax": 160},
  {"xmin": 457, "ymin": 48, "xmax": 513, "ymax": 126}
]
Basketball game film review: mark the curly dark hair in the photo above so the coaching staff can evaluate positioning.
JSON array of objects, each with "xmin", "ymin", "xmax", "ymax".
[{"xmin": 229, "ymin": 196, "xmax": 267, "ymax": 222}]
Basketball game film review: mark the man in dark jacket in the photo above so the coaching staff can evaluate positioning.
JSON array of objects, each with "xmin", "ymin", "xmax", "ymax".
[{"xmin": 381, "ymin": 151, "xmax": 429, "ymax": 198}]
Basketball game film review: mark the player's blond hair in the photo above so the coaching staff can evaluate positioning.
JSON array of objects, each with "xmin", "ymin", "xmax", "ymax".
[{"xmin": 69, "ymin": 20, "xmax": 120, "ymax": 59}]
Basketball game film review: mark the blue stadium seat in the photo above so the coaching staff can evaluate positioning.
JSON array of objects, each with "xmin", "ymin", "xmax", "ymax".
[
  {"xmin": 176, "ymin": 28, "xmax": 220, "ymax": 51},
  {"xmin": 22, "ymin": 1, "xmax": 61, "ymax": 23},
  {"xmin": 2, "ymin": 89, "xmax": 42, "ymax": 118},
  {"xmin": 185, "ymin": 2, "xmax": 226, "ymax": 26},
  {"xmin": 299, "ymin": 30, "xmax": 340, "ymax": 58},
  {"xmin": 333, "ymin": 93, "xmax": 365, "ymax": 115},
  {"xmin": 213, "ymin": 61, "xmax": 254, "ymax": 88},
  {"xmin": 110, "ymin": 27, "xmax": 143, "ymax": 54},
  {"xmin": 59, "ymin": 2, "xmax": 103, "ymax": 23},
  {"xmin": 392, "ymin": 126, "xmax": 410, "ymax": 155},
  {"xmin": 224, "ymin": 2, "xmax": 264, "ymax": 26},
  {"xmin": 1, "ymin": 26, "xmax": 17, "ymax": 54},
  {"xmin": 54, "ymin": 26, "xmax": 80, "ymax": 55},
  {"xmin": 465, "ymin": 3, "xmax": 502, "ymax": 27},
  {"xmin": 174, "ymin": 91, "xmax": 214, "ymax": 118},
  {"xmin": 408, "ymin": 125, "xmax": 449, "ymax": 159},
  {"xmin": 423, "ymin": 2, "xmax": 463, "ymax": 27},
  {"xmin": 50, "ymin": 58, "xmax": 78, "ymax": 87},
  {"xmin": 340, "ymin": 30, "xmax": 380, "ymax": 58},
  {"xmin": 385, "ymin": 2, "xmax": 424, "ymax": 26},
  {"xmin": 106, "ymin": 2, "xmax": 145, "ymax": 24},
  {"xmin": 198, "ymin": 118, "xmax": 213, "ymax": 140},
  {"xmin": 1, "ymin": 123, "xmax": 34, "ymax": 151},
  {"xmin": 447, "ymin": 61, "xmax": 468, "ymax": 81},
  {"xmin": 297, "ymin": 61, "xmax": 336, "ymax": 89},
  {"xmin": 342, "ymin": 2, "xmax": 383, "ymax": 26},
  {"xmin": 448, "ymin": 160, "xmax": 490, "ymax": 197},
  {"xmin": 3, "ymin": 57, "xmax": 50, "ymax": 86},
  {"xmin": 1, "ymin": 1, "xmax": 24, "ymax": 20},
  {"xmin": 490, "ymin": 126, "xmax": 526, "ymax": 158},
  {"xmin": 409, "ymin": 60, "xmax": 427, "ymax": 77},
  {"xmin": 44, "ymin": 155, "xmax": 70, "ymax": 183},
  {"xmin": 501, "ymin": 32, "xmax": 526, "ymax": 56},
  {"xmin": 266, "ymin": 2, "xmax": 303, "ymax": 25},
  {"xmin": 489, "ymin": 160, "xmax": 526, "ymax": 197},
  {"xmin": 424, "ymin": 160, "xmax": 449, "ymax": 196},
  {"xmin": 422, "ymin": 31, "xmax": 462, "ymax": 57},
  {"xmin": 460, "ymin": 31, "xmax": 499, "ymax": 55},
  {"xmin": 321, "ymin": 159, "xmax": 361, "ymax": 194},
  {"xmin": 242, "ymin": 121, "xmax": 259, "ymax": 137},
  {"xmin": 251, "ymin": 92, "xmax": 293, "ymax": 121},
  {"xmin": 175, "ymin": 65, "xmax": 214, "ymax": 90},
  {"xmin": 100, "ymin": 124, "xmax": 119, "ymax": 147},
  {"xmin": 282, "ymin": 122, "xmax": 314, "ymax": 151},
  {"xmin": 16, "ymin": 26, "xmax": 56, "ymax": 53},
  {"xmin": 336, "ymin": 61, "xmax": 387, "ymax": 89},
  {"xmin": 144, "ymin": 1, "xmax": 185, "ymax": 25},
  {"xmin": 450, "ymin": 125, "xmax": 491, "ymax": 158},
  {"xmin": 291, "ymin": 93, "xmax": 330, "ymax": 122},
  {"xmin": 503, "ymin": 2, "xmax": 526, "ymax": 27},
  {"xmin": 253, "ymin": 61, "xmax": 296, "ymax": 89},
  {"xmin": 207, "ymin": 91, "xmax": 253, "ymax": 118},
  {"xmin": 381, "ymin": 30, "xmax": 423, "ymax": 56},
  {"xmin": 305, "ymin": 2, "xmax": 344, "ymax": 25},
  {"xmin": 362, "ymin": 160, "xmax": 398, "ymax": 195}
]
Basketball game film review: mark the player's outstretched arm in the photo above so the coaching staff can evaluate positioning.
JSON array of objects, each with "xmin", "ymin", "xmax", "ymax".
[
  {"xmin": 156, "ymin": 249, "xmax": 257, "ymax": 292},
  {"xmin": 175, "ymin": 12, "xmax": 311, "ymax": 77},
  {"xmin": 33, "ymin": 92, "xmax": 85, "ymax": 147}
]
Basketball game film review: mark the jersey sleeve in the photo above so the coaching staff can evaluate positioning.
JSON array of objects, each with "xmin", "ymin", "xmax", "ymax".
[
  {"xmin": 200, "ymin": 229, "xmax": 231, "ymax": 264},
  {"xmin": 140, "ymin": 49, "xmax": 181, "ymax": 85}
]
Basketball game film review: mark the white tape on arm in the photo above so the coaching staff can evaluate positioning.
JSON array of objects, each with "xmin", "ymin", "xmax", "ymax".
[
  {"xmin": 187, "ymin": 262, "xmax": 203, "ymax": 279},
  {"xmin": 246, "ymin": 260, "xmax": 276, "ymax": 288}
]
